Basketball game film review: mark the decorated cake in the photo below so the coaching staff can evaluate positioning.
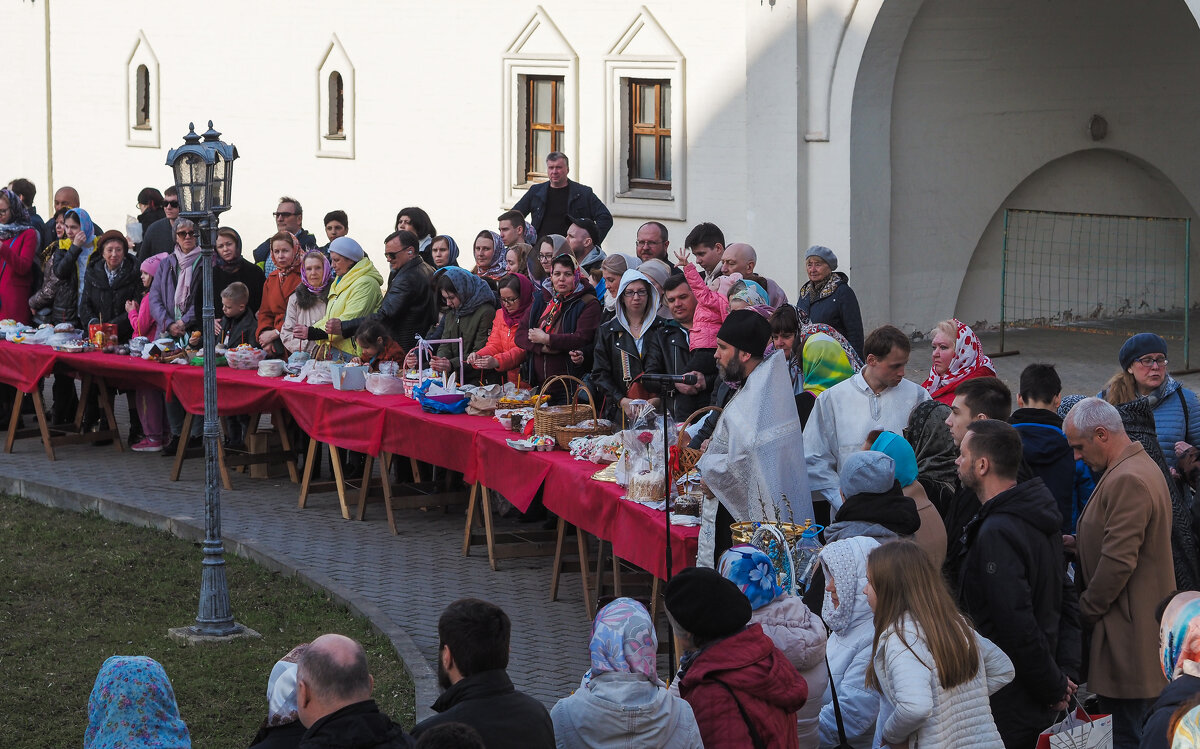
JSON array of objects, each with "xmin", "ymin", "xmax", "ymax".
[{"xmin": 626, "ymin": 469, "xmax": 665, "ymax": 502}]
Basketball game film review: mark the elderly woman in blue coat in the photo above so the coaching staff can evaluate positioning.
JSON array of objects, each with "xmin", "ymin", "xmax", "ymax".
[{"xmin": 1101, "ymin": 332, "xmax": 1200, "ymax": 470}]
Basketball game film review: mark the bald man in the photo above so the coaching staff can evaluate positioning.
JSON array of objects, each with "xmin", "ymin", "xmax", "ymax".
[
  {"xmin": 720, "ymin": 243, "xmax": 788, "ymax": 307},
  {"xmin": 44, "ymin": 185, "xmax": 102, "ymax": 248},
  {"xmin": 295, "ymin": 633, "xmax": 413, "ymax": 747}
]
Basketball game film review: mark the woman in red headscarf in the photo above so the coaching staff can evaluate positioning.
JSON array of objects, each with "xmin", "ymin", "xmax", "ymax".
[{"xmin": 921, "ymin": 318, "xmax": 996, "ymax": 405}]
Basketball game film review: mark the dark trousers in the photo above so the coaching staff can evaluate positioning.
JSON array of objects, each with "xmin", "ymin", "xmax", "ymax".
[{"xmin": 1097, "ymin": 695, "xmax": 1152, "ymax": 749}]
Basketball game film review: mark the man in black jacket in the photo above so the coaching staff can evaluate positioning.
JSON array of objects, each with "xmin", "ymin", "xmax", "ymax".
[
  {"xmin": 412, "ymin": 599, "xmax": 554, "ymax": 749},
  {"xmin": 253, "ymin": 196, "xmax": 318, "ymax": 274},
  {"xmin": 1010, "ymin": 363, "xmax": 1078, "ymax": 534},
  {"xmin": 646, "ymin": 274, "xmax": 716, "ymax": 421},
  {"xmin": 955, "ymin": 420, "xmax": 1080, "ymax": 749},
  {"xmin": 295, "ymin": 633, "xmax": 413, "ymax": 748},
  {"xmin": 511, "ymin": 152, "xmax": 612, "ymax": 242},
  {"xmin": 333, "ymin": 230, "xmax": 435, "ymax": 353}
]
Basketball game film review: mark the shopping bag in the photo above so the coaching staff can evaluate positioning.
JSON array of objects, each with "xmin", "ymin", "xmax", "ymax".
[{"xmin": 1036, "ymin": 704, "xmax": 1113, "ymax": 749}]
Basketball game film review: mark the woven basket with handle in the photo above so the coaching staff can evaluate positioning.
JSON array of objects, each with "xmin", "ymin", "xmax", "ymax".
[
  {"xmin": 675, "ymin": 405, "xmax": 723, "ymax": 477},
  {"xmin": 534, "ymin": 375, "xmax": 611, "ymax": 448}
]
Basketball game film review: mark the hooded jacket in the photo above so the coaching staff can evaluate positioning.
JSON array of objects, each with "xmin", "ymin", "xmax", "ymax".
[
  {"xmin": 825, "ymin": 481, "xmax": 921, "ymax": 545},
  {"xmin": 342, "ymin": 253, "xmax": 437, "ymax": 354},
  {"xmin": 819, "ymin": 536, "xmax": 881, "ymax": 749},
  {"xmin": 1010, "ymin": 407, "xmax": 1077, "ymax": 534},
  {"xmin": 956, "ymin": 477, "xmax": 1081, "ymax": 749},
  {"xmin": 588, "ymin": 271, "xmax": 663, "ymax": 422},
  {"xmin": 315, "ymin": 257, "xmax": 385, "ymax": 358},
  {"xmin": 678, "ymin": 624, "xmax": 808, "ymax": 749},
  {"xmin": 751, "ymin": 596, "xmax": 828, "ymax": 748},
  {"xmin": 78, "ymin": 251, "xmax": 140, "ymax": 341},
  {"xmin": 551, "ymin": 672, "xmax": 703, "ymax": 749}
]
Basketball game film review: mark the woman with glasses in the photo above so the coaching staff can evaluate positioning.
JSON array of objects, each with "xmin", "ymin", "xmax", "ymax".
[
  {"xmin": 1103, "ymin": 332, "xmax": 1200, "ymax": 470},
  {"xmin": 530, "ymin": 234, "xmax": 566, "ymax": 287},
  {"xmin": 587, "ymin": 269, "xmax": 663, "ymax": 422},
  {"xmin": 920, "ymin": 318, "xmax": 996, "ymax": 405},
  {"xmin": 467, "ymin": 273, "xmax": 533, "ymax": 385}
]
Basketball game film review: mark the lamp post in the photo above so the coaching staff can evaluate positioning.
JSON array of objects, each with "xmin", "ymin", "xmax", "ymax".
[{"xmin": 166, "ymin": 121, "xmax": 244, "ymax": 638}]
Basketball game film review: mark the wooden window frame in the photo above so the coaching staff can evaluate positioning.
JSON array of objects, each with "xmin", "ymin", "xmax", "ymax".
[
  {"xmin": 628, "ymin": 79, "xmax": 671, "ymax": 191},
  {"xmin": 524, "ymin": 75, "xmax": 565, "ymax": 183}
]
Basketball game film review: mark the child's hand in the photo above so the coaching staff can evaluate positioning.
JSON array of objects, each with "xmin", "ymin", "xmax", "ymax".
[
  {"xmin": 403, "ymin": 351, "xmax": 419, "ymax": 369},
  {"xmin": 673, "ymin": 247, "xmax": 690, "ymax": 266},
  {"xmin": 125, "ymin": 300, "xmax": 137, "ymax": 313}
]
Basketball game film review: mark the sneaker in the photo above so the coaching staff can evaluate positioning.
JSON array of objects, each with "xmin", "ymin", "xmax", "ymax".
[{"xmin": 132, "ymin": 438, "xmax": 163, "ymax": 453}]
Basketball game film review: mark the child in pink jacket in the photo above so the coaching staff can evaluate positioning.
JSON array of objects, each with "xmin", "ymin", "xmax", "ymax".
[{"xmin": 126, "ymin": 253, "xmax": 168, "ymax": 452}]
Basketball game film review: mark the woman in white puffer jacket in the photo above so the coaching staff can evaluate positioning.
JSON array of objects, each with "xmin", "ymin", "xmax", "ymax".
[
  {"xmin": 817, "ymin": 535, "xmax": 880, "ymax": 749},
  {"xmin": 719, "ymin": 545, "xmax": 828, "ymax": 748},
  {"xmin": 864, "ymin": 541, "xmax": 1013, "ymax": 749}
]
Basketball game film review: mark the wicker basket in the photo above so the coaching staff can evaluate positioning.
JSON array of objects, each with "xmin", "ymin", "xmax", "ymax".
[
  {"xmin": 534, "ymin": 375, "xmax": 608, "ymax": 448},
  {"xmin": 674, "ymin": 406, "xmax": 723, "ymax": 477},
  {"xmin": 730, "ymin": 520, "xmax": 810, "ymax": 546}
]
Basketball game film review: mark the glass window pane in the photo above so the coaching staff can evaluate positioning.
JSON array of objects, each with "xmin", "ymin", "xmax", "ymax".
[
  {"xmin": 555, "ymin": 80, "xmax": 564, "ymax": 125},
  {"xmin": 638, "ymin": 84, "xmax": 656, "ymax": 126},
  {"xmin": 635, "ymin": 134, "xmax": 656, "ymax": 180},
  {"xmin": 662, "ymin": 136, "xmax": 672, "ymax": 182},
  {"xmin": 662, "ymin": 84, "xmax": 671, "ymax": 129},
  {"xmin": 533, "ymin": 130, "xmax": 551, "ymax": 168},
  {"xmin": 532, "ymin": 79, "xmax": 552, "ymax": 124}
]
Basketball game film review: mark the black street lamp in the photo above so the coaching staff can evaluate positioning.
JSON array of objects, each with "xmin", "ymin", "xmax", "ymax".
[{"xmin": 166, "ymin": 121, "xmax": 245, "ymax": 638}]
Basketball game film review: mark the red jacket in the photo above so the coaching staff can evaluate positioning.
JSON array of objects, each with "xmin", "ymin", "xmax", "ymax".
[
  {"xmin": 256, "ymin": 267, "xmax": 301, "ymax": 339},
  {"xmin": 475, "ymin": 309, "xmax": 527, "ymax": 384},
  {"xmin": 679, "ymin": 624, "xmax": 808, "ymax": 749}
]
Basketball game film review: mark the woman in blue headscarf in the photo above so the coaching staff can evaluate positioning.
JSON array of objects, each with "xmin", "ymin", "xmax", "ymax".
[
  {"xmin": 429, "ymin": 234, "xmax": 461, "ymax": 269},
  {"xmin": 53, "ymin": 206, "xmax": 97, "ymax": 310},
  {"xmin": 406, "ymin": 266, "xmax": 497, "ymax": 383},
  {"xmin": 84, "ymin": 655, "xmax": 190, "ymax": 748},
  {"xmin": 471, "ymin": 230, "xmax": 507, "ymax": 281}
]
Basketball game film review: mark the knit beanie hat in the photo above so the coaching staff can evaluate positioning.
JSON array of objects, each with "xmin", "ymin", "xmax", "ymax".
[
  {"xmin": 328, "ymin": 236, "xmax": 365, "ymax": 263},
  {"xmin": 805, "ymin": 245, "xmax": 838, "ymax": 271},
  {"xmin": 665, "ymin": 566, "xmax": 752, "ymax": 639},
  {"xmin": 1119, "ymin": 332, "xmax": 1168, "ymax": 370},
  {"xmin": 716, "ymin": 309, "xmax": 772, "ymax": 356},
  {"xmin": 1057, "ymin": 394, "xmax": 1086, "ymax": 421},
  {"xmin": 840, "ymin": 451, "xmax": 896, "ymax": 498},
  {"xmin": 140, "ymin": 252, "xmax": 169, "ymax": 277}
]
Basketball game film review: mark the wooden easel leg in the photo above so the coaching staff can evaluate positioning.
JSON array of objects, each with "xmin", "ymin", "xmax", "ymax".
[
  {"xmin": 5, "ymin": 390, "xmax": 24, "ymax": 453},
  {"xmin": 461, "ymin": 483, "xmax": 479, "ymax": 556},
  {"xmin": 274, "ymin": 410, "xmax": 299, "ymax": 483},
  {"xmin": 298, "ymin": 438, "xmax": 318, "ymax": 508},
  {"xmin": 356, "ymin": 453, "xmax": 375, "ymax": 521},
  {"xmin": 97, "ymin": 379, "xmax": 123, "ymax": 452},
  {"xmin": 329, "ymin": 445, "xmax": 350, "ymax": 520},
  {"xmin": 31, "ymin": 389, "xmax": 56, "ymax": 461},
  {"xmin": 549, "ymin": 516, "xmax": 566, "ymax": 601},
  {"xmin": 480, "ymin": 486, "xmax": 497, "ymax": 571},
  {"xmin": 577, "ymin": 527, "xmax": 594, "ymax": 620},
  {"xmin": 170, "ymin": 412, "xmax": 193, "ymax": 481}
]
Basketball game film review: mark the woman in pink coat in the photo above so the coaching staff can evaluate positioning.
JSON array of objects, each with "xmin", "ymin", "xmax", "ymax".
[{"xmin": 0, "ymin": 187, "xmax": 39, "ymax": 325}]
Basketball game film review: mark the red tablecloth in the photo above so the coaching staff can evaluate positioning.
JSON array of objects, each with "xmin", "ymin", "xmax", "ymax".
[
  {"xmin": 0, "ymin": 341, "xmax": 59, "ymax": 392},
  {"xmin": 0, "ymin": 341, "xmax": 697, "ymax": 577}
]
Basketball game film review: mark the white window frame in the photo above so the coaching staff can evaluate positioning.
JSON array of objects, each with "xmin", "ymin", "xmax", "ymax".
[
  {"xmin": 502, "ymin": 8, "xmax": 578, "ymax": 207},
  {"xmin": 125, "ymin": 31, "xmax": 159, "ymax": 149},
  {"xmin": 604, "ymin": 10, "xmax": 686, "ymax": 220},
  {"xmin": 317, "ymin": 34, "xmax": 355, "ymax": 160}
]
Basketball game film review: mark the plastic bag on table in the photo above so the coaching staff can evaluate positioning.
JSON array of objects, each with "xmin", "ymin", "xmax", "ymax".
[
  {"xmin": 364, "ymin": 372, "xmax": 406, "ymax": 396},
  {"xmin": 615, "ymin": 404, "xmax": 676, "ymax": 486}
]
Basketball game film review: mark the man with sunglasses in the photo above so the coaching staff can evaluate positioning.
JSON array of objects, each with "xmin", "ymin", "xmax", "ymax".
[
  {"xmin": 252, "ymin": 196, "xmax": 318, "ymax": 274},
  {"xmin": 137, "ymin": 185, "xmax": 180, "ymax": 262}
]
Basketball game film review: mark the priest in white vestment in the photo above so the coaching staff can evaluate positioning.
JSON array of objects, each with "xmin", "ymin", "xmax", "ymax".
[
  {"xmin": 695, "ymin": 310, "xmax": 812, "ymax": 567},
  {"xmin": 803, "ymin": 325, "xmax": 930, "ymax": 514}
]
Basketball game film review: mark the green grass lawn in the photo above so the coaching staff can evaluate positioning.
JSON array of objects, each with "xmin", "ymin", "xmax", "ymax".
[{"xmin": 0, "ymin": 494, "xmax": 415, "ymax": 747}]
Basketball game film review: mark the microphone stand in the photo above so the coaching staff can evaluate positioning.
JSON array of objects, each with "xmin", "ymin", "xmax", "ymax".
[{"xmin": 661, "ymin": 384, "xmax": 676, "ymax": 682}]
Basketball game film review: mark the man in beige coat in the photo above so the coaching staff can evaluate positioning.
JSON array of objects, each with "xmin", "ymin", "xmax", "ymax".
[{"xmin": 1064, "ymin": 398, "xmax": 1175, "ymax": 748}]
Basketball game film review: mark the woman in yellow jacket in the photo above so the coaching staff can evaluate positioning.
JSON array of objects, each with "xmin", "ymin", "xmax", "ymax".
[{"xmin": 306, "ymin": 237, "xmax": 384, "ymax": 361}]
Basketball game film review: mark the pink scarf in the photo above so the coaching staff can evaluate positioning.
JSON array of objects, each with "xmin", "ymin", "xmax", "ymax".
[{"xmin": 172, "ymin": 244, "xmax": 202, "ymax": 320}]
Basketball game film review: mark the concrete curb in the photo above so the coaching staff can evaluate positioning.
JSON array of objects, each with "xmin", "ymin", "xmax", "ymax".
[{"xmin": 0, "ymin": 473, "xmax": 440, "ymax": 723}]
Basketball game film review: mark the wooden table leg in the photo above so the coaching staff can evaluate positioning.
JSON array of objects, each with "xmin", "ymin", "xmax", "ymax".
[
  {"xmin": 73, "ymin": 374, "xmax": 88, "ymax": 429},
  {"xmin": 328, "ymin": 444, "xmax": 350, "ymax": 520},
  {"xmin": 380, "ymin": 452, "xmax": 397, "ymax": 535},
  {"xmin": 298, "ymin": 438, "xmax": 319, "ymax": 508},
  {"xmin": 480, "ymin": 485, "xmax": 497, "ymax": 571},
  {"xmin": 30, "ymin": 388, "xmax": 56, "ymax": 462},
  {"xmin": 170, "ymin": 412, "xmax": 192, "ymax": 481},
  {"xmin": 549, "ymin": 516, "xmax": 566, "ymax": 602},
  {"xmin": 355, "ymin": 453, "xmax": 375, "ymax": 521},
  {"xmin": 612, "ymin": 555, "xmax": 624, "ymax": 597},
  {"xmin": 577, "ymin": 527, "xmax": 594, "ymax": 620},
  {"xmin": 273, "ymin": 410, "xmax": 299, "ymax": 483},
  {"xmin": 215, "ymin": 429, "xmax": 234, "ymax": 491},
  {"xmin": 461, "ymin": 483, "xmax": 480, "ymax": 556},
  {"xmin": 96, "ymin": 379, "xmax": 124, "ymax": 452},
  {"xmin": 5, "ymin": 390, "xmax": 23, "ymax": 453}
]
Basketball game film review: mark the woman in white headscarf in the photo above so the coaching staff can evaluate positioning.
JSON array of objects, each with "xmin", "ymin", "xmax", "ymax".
[{"xmin": 248, "ymin": 643, "xmax": 308, "ymax": 749}]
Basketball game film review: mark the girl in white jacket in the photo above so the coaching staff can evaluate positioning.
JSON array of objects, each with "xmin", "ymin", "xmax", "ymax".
[
  {"xmin": 818, "ymin": 535, "xmax": 880, "ymax": 749},
  {"xmin": 864, "ymin": 541, "xmax": 1014, "ymax": 749}
]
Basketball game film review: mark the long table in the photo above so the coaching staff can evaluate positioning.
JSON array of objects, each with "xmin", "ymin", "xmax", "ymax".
[{"xmin": 0, "ymin": 342, "xmax": 697, "ymax": 578}]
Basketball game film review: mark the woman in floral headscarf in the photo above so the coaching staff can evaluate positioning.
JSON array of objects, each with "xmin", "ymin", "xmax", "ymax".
[
  {"xmin": 720, "ymin": 545, "xmax": 828, "ymax": 747},
  {"xmin": 0, "ymin": 186, "xmax": 39, "ymax": 325},
  {"xmin": 84, "ymin": 655, "xmax": 190, "ymax": 748},
  {"xmin": 248, "ymin": 643, "xmax": 309, "ymax": 749},
  {"xmin": 1143, "ymin": 593, "xmax": 1200, "ymax": 749},
  {"xmin": 551, "ymin": 597, "xmax": 702, "ymax": 748},
  {"xmin": 472, "ymin": 230, "xmax": 507, "ymax": 281},
  {"xmin": 922, "ymin": 318, "xmax": 996, "ymax": 405},
  {"xmin": 282, "ymin": 250, "xmax": 332, "ymax": 354},
  {"xmin": 904, "ymin": 400, "xmax": 958, "ymax": 516}
]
